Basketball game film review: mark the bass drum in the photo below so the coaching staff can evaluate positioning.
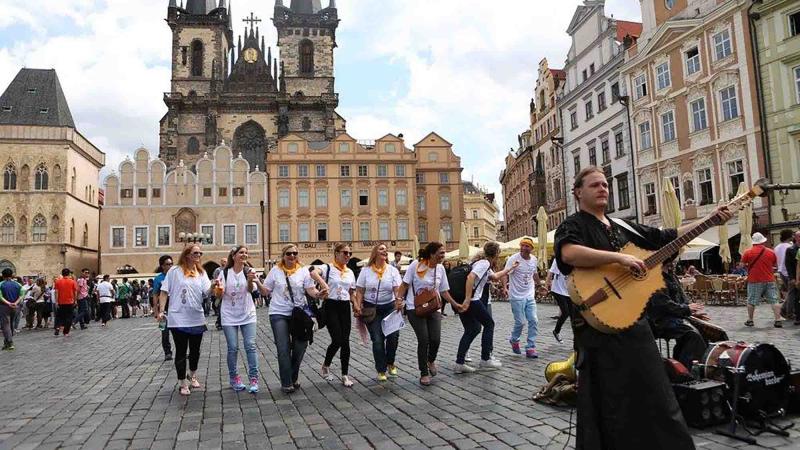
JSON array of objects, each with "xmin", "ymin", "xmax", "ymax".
[{"xmin": 702, "ymin": 341, "xmax": 790, "ymax": 418}]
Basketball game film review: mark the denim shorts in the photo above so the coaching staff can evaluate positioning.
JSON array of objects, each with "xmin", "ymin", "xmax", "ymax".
[{"xmin": 747, "ymin": 282, "xmax": 778, "ymax": 306}]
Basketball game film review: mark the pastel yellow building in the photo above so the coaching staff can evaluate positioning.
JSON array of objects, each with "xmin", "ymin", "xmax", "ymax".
[{"xmin": 463, "ymin": 181, "xmax": 499, "ymax": 247}]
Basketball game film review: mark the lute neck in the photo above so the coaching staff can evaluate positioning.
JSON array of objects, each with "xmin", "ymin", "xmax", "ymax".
[{"xmin": 644, "ymin": 215, "xmax": 718, "ymax": 269}]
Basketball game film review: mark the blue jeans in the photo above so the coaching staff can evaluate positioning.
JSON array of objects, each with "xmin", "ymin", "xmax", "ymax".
[
  {"xmin": 509, "ymin": 297, "xmax": 538, "ymax": 350},
  {"xmin": 270, "ymin": 315, "xmax": 308, "ymax": 388},
  {"xmin": 366, "ymin": 303, "xmax": 399, "ymax": 373},
  {"xmin": 222, "ymin": 322, "xmax": 259, "ymax": 379},
  {"xmin": 456, "ymin": 300, "xmax": 494, "ymax": 364},
  {"xmin": 73, "ymin": 298, "xmax": 90, "ymax": 326}
]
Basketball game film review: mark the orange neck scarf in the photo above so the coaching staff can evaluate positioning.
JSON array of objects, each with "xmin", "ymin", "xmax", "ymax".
[
  {"xmin": 416, "ymin": 259, "xmax": 432, "ymax": 278},
  {"xmin": 371, "ymin": 262, "xmax": 386, "ymax": 280},
  {"xmin": 278, "ymin": 262, "xmax": 301, "ymax": 277},
  {"xmin": 332, "ymin": 260, "xmax": 349, "ymax": 274}
]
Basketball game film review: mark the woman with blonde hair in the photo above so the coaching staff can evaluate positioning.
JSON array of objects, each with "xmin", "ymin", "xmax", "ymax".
[
  {"xmin": 354, "ymin": 243, "xmax": 402, "ymax": 382},
  {"xmin": 157, "ymin": 245, "xmax": 216, "ymax": 396},
  {"xmin": 258, "ymin": 244, "xmax": 329, "ymax": 393}
]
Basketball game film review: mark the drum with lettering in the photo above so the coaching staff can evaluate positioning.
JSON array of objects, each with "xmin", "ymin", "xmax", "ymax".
[{"xmin": 702, "ymin": 341, "xmax": 790, "ymax": 417}]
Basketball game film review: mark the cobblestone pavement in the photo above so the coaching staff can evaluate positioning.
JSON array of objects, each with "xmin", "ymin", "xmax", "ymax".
[{"xmin": 1, "ymin": 303, "xmax": 799, "ymax": 450}]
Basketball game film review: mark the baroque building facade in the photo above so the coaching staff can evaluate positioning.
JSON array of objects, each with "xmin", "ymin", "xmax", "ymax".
[
  {"xmin": 0, "ymin": 69, "xmax": 106, "ymax": 280},
  {"xmin": 500, "ymin": 133, "xmax": 535, "ymax": 240},
  {"xmin": 621, "ymin": 0, "xmax": 767, "ymax": 229},
  {"xmin": 562, "ymin": 1, "xmax": 641, "ymax": 222},
  {"xmin": 463, "ymin": 181, "xmax": 499, "ymax": 247},
  {"xmin": 750, "ymin": 0, "xmax": 800, "ymax": 236}
]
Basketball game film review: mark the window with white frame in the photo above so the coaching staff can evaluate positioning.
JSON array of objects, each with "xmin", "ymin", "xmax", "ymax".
[
  {"xmin": 585, "ymin": 100, "xmax": 593, "ymax": 120},
  {"xmin": 298, "ymin": 165, "xmax": 308, "ymax": 178},
  {"xmin": 340, "ymin": 189, "xmax": 352, "ymax": 208},
  {"xmin": 794, "ymin": 66, "xmax": 800, "ymax": 104},
  {"xmin": 618, "ymin": 173, "xmax": 630, "ymax": 210},
  {"xmin": 223, "ymin": 225, "xmax": 236, "ymax": 245},
  {"xmin": 316, "ymin": 164, "xmax": 326, "ymax": 177},
  {"xmin": 634, "ymin": 74, "xmax": 648, "ymax": 99},
  {"xmin": 661, "ymin": 111, "xmax": 676, "ymax": 142},
  {"xmin": 377, "ymin": 164, "xmax": 387, "ymax": 177},
  {"xmin": 669, "ymin": 176, "xmax": 682, "ymax": 206},
  {"xmin": 417, "ymin": 194, "xmax": 426, "ymax": 211},
  {"xmin": 639, "ymin": 121, "xmax": 653, "ymax": 149},
  {"xmin": 713, "ymin": 29, "xmax": 732, "ymax": 60},
  {"xmin": 279, "ymin": 223, "xmax": 290, "ymax": 242},
  {"xmin": 385, "ymin": 143, "xmax": 396, "ymax": 153},
  {"xmin": 690, "ymin": 98, "xmax": 708, "ymax": 131},
  {"xmin": 358, "ymin": 189, "xmax": 369, "ymax": 206},
  {"xmin": 316, "ymin": 188, "xmax": 328, "ymax": 208},
  {"xmin": 697, "ymin": 168, "xmax": 714, "ymax": 205},
  {"xmin": 379, "ymin": 220, "xmax": 390, "ymax": 240},
  {"xmin": 398, "ymin": 220, "xmax": 409, "ymax": 240},
  {"xmin": 111, "ymin": 226, "xmax": 124, "ymax": 248},
  {"xmin": 644, "ymin": 183, "xmax": 657, "ymax": 216},
  {"xmin": 299, "ymin": 223, "xmax": 309, "ymax": 242},
  {"xmin": 598, "ymin": 92, "xmax": 606, "ymax": 112},
  {"xmin": 395, "ymin": 164, "xmax": 406, "ymax": 177},
  {"xmin": 317, "ymin": 222, "xmax": 328, "ymax": 241},
  {"xmin": 570, "ymin": 111, "xmax": 578, "ymax": 130},
  {"xmin": 359, "ymin": 221, "xmax": 370, "ymax": 241},
  {"xmin": 615, "ymin": 132, "xmax": 625, "ymax": 157},
  {"xmin": 472, "ymin": 210, "xmax": 479, "ymax": 219},
  {"xmin": 601, "ymin": 139, "xmax": 610, "ymax": 164},
  {"xmin": 720, "ymin": 86, "xmax": 739, "ymax": 121},
  {"xmin": 396, "ymin": 188, "xmax": 407, "ymax": 206},
  {"xmin": 341, "ymin": 222, "xmax": 352, "ymax": 241},
  {"xmin": 245, "ymin": 224, "xmax": 258, "ymax": 245},
  {"xmin": 378, "ymin": 188, "xmax": 389, "ymax": 207},
  {"xmin": 278, "ymin": 189, "xmax": 289, "ymax": 208},
  {"xmin": 440, "ymin": 193, "xmax": 451, "ymax": 211},
  {"xmin": 686, "ymin": 47, "xmax": 700, "ymax": 75},
  {"xmin": 298, "ymin": 188, "xmax": 309, "ymax": 208},
  {"xmin": 442, "ymin": 222, "xmax": 453, "ymax": 241},
  {"xmin": 287, "ymin": 142, "xmax": 299, "ymax": 153},
  {"xmin": 727, "ymin": 160, "xmax": 744, "ymax": 195},
  {"xmin": 340, "ymin": 165, "xmax": 350, "ymax": 177},
  {"xmin": 473, "ymin": 226, "xmax": 480, "ymax": 239},
  {"xmin": 156, "ymin": 225, "xmax": 170, "ymax": 247},
  {"xmin": 278, "ymin": 165, "xmax": 289, "ymax": 178},
  {"xmin": 439, "ymin": 172, "xmax": 449, "ymax": 184},
  {"xmin": 358, "ymin": 165, "xmax": 368, "ymax": 177},
  {"xmin": 416, "ymin": 172, "xmax": 424, "ymax": 184},
  {"xmin": 656, "ymin": 63, "xmax": 671, "ymax": 90},
  {"xmin": 418, "ymin": 222, "xmax": 427, "ymax": 242},
  {"xmin": 791, "ymin": 11, "xmax": 800, "ymax": 36},
  {"xmin": 199, "ymin": 225, "xmax": 212, "ymax": 245},
  {"xmin": 134, "ymin": 226, "xmax": 148, "ymax": 247},
  {"xmin": 428, "ymin": 151, "xmax": 439, "ymax": 162},
  {"xmin": 338, "ymin": 143, "xmax": 350, "ymax": 153}
]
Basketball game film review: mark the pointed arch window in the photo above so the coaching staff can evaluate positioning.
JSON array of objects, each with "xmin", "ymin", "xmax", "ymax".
[
  {"xmin": 71, "ymin": 167, "xmax": 76, "ymax": 194},
  {"xmin": 191, "ymin": 40, "xmax": 204, "ymax": 77},
  {"xmin": 187, "ymin": 137, "xmax": 200, "ymax": 155},
  {"xmin": 82, "ymin": 223, "xmax": 89, "ymax": 247},
  {"xmin": 3, "ymin": 164, "xmax": 16, "ymax": 190},
  {"xmin": 32, "ymin": 214, "xmax": 47, "ymax": 242},
  {"xmin": 299, "ymin": 40, "xmax": 314, "ymax": 75},
  {"xmin": 70, "ymin": 218, "xmax": 75, "ymax": 243},
  {"xmin": 1, "ymin": 215, "xmax": 14, "ymax": 243},
  {"xmin": 34, "ymin": 164, "xmax": 48, "ymax": 190}
]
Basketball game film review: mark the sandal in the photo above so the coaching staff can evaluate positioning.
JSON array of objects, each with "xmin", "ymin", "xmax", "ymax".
[
  {"xmin": 179, "ymin": 383, "xmax": 191, "ymax": 396},
  {"xmin": 281, "ymin": 386, "xmax": 296, "ymax": 394},
  {"xmin": 744, "ymin": 320, "xmax": 754, "ymax": 327},
  {"xmin": 342, "ymin": 375, "xmax": 354, "ymax": 388},
  {"xmin": 189, "ymin": 376, "xmax": 202, "ymax": 389},
  {"xmin": 419, "ymin": 375, "xmax": 432, "ymax": 386}
]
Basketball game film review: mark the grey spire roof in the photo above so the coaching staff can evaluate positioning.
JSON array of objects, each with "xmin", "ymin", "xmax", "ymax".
[
  {"xmin": 0, "ymin": 68, "xmax": 75, "ymax": 128},
  {"xmin": 290, "ymin": 0, "xmax": 322, "ymax": 14},
  {"xmin": 185, "ymin": 0, "xmax": 217, "ymax": 14}
]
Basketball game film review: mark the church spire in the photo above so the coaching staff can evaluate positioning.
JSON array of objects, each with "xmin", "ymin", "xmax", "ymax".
[
  {"xmin": 329, "ymin": 0, "xmax": 336, "ymax": 8},
  {"xmin": 275, "ymin": 0, "xmax": 284, "ymax": 6},
  {"xmin": 169, "ymin": 0, "xmax": 177, "ymax": 8}
]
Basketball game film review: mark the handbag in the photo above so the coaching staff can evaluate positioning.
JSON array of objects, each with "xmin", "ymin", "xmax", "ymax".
[
  {"xmin": 285, "ymin": 273, "xmax": 315, "ymax": 343},
  {"xmin": 413, "ymin": 265, "xmax": 442, "ymax": 317},
  {"xmin": 307, "ymin": 264, "xmax": 331, "ymax": 330},
  {"xmin": 360, "ymin": 277, "xmax": 381, "ymax": 324}
]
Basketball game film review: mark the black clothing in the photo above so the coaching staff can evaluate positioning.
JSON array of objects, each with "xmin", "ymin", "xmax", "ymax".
[
  {"xmin": 552, "ymin": 292, "xmax": 572, "ymax": 337},
  {"xmin": 323, "ymin": 300, "xmax": 352, "ymax": 375},
  {"xmin": 647, "ymin": 271, "xmax": 707, "ymax": 370},
  {"xmin": 55, "ymin": 305, "xmax": 75, "ymax": 335},
  {"xmin": 98, "ymin": 302, "xmax": 112, "ymax": 324},
  {"xmin": 555, "ymin": 211, "xmax": 695, "ymax": 450},
  {"xmin": 171, "ymin": 329, "xmax": 202, "ymax": 380}
]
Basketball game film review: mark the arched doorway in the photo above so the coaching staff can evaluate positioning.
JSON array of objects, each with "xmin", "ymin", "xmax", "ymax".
[{"xmin": 233, "ymin": 120, "xmax": 266, "ymax": 171}]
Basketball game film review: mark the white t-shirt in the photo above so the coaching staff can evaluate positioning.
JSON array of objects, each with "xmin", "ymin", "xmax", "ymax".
[
  {"xmin": 548, "ymin": 259, "xmax": 569, "ymax": 296},
  {"xmin": 505, "ymin": 252, "xmax": 538, "ymax": 300},
  {"xmin": 96, "ymin": 281, "xmax": 115, "ymax": 303},
  {"xmin": 356, "ymin": 265, "xmax": 401, "ymax": 305},
  {"xmin": 316, "ymin": 264, "xmax": 355, "ymax": 302},
  {"xmin": 161, "ymin": 266, "xmax": 211, "ymax": 328},
  {"xmin": 265, "ymin": 266, "xmax": 315, "ymax": 317},
  {"xmin": 470, "ymin": 259, "xmax": 494, "ymax": 302},
  {"xmin": 403, "ymin": 260, "xmax": 450, "ymax": 310},
  {"xmin": 217, "ymin": 267, "xmax": 257, "ymax": 327},
  {"xmin": 776, "ymin": 242, "xmax": 792, "ymax": 276}
]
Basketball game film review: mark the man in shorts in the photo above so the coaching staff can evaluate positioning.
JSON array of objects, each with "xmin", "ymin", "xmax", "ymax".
[{"xmin": 741, "ymin": 232, "xmax": 782, "ymax": 327}]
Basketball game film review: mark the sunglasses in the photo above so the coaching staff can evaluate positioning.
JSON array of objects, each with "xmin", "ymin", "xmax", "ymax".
[
  {"xmin": 285, "ymin": 252, "xmax": 299, "ymax": 257},
  {"xmin": 164, "ymin": 262, "xmax": 173, "ymax": 266},
  {"xmin": 339, "ymin": 251, "xmax": 352, "ymax": 256},
  {"xmin": 191, "ymin": 252, "xmax": 203, "ymax": 256}
]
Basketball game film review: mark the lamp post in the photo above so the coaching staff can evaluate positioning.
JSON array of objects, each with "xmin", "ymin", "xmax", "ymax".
[
  {"xmin": 178, "ymin": 232, "xmax": 209, "ymax": 246},
  {"xmin": 260, "ymin": 200, "xmax": 266, "ymax": 269}
]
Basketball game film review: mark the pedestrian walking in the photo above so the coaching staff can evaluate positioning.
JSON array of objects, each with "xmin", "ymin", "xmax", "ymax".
[
  {"xmin": 504, "ymin": 237, "xmax": 541, "ymax": 358},
  {"xmin": 73, "ymin": 268, "xmax": 91, "ymax": 330},
  {"xmin": 53, "ymin": 269, "xmax": 78, "ymax": 337},
  {"xmin": 95, "ymin": 275, "xmax": 115, "ymax": 327},
  {"xmin": 212, "ymin": 257, "xmax": 227, "ymax": 329},
  {"xmin": 30, "ymin": 278, "xmax": 48, "ymax": 328},
  {"xmin": 0, "ymin": 268, "xmax": 22, "ymax": 350},
  {"xmin": 157, "ymin": 245, "xmax": 214, "ymax": 396},
  {"xmin": 317, "ymin": 243, "xmax": 357, "ymax": 387},
  {"xmin": 354, "ymin": 243, "xmax": 402, "ymax": 383},
  {"xmin": 152, "ymin": 255, "xmax": 173, "ymax": 360},
  {"xmin": 117, "ymin": 278, "xmax": 131, "ymax": 319},
  {"xmin": 398, "ymin": 241, "xmax": 461, "ymax": 386},
  {"xmin": 742, "ymin": 232, "xmax": 782, "ymax": 327},
  {"xmin": 259, "ymin": 244, "xmax": 329, "ymax": 393},
  {"xmin": 548, "ymin": 259, "xmax": 572, "ymax": 343}
]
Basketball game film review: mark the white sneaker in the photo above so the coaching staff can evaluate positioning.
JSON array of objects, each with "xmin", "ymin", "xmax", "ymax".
[
  {"xmin": 479, "ymin": 358, "xmax": 502, "ymax": 370},
  {"xmin": 454, "ymin": 363, "xmax": 477, "ymax": 374}
]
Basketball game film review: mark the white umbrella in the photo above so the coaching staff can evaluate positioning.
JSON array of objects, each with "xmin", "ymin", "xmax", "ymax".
[
  {"xmin": 439, "ymin": 229, "xmax": 448, "ymax": 248},
  {"xmin": 536, "ymin": 207, "xmax": 549, "ymax": 271},
  {"xmin": 412, "ymin": 234, "xmax": 420, "ymax": 260},
  {"xmin": 661, "ymin": 177, "xmax": 683, "ymax": 230},
  {"xmin": 737, "ymin": 182, "xmax": 753, "ymax": 254},
  {"xmin": 459, "ymin": 222, "xmax": 470, "ymax": 259}
]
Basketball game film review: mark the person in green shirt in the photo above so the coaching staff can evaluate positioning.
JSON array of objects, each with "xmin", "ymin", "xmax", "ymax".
[{"xmin": 116, "ymin": 278, "xmax": 131, "ymax": 319}]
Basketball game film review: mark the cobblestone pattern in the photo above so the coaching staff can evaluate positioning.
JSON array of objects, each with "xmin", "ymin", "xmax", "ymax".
[{"xmin": 1, "ymin": 303, "xmax": 799, "ymax": 449}]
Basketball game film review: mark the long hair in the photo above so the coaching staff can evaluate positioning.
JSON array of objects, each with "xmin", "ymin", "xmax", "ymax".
[
  {"xmin": 154, "ymin": 254, "xmax": 173, "ymax": 274},
  {"xmin": 367, "ymin": 242, "xmax": 388, "ymax": 267},
  {"xmin": 419, "ymin": 241, "xmax": 443, "ymax": 261},
  {"xmin": 225, "ymin": 245, "xmax": 253, "ymax": 292},
  {"xmin": 177, "ymin": 245, "xmax": 204, "ymax": 276}
]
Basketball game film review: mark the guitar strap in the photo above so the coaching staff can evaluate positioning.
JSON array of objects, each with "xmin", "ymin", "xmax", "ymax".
[{"xmin": 610, "ymin": 217, "xmax": 645, "ymax": 240}]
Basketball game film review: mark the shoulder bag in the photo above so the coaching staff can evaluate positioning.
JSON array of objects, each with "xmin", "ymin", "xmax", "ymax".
[
  {"xmin": 360, "ymin": 275, "xmax": 380, "ymax": 324},
  {"xmin": 413, "ymin": 266, "xmax": 442, "ymax": 317},
  {"xmin": 285, "ymin": 273, "xmax": 315, "ymax": 343}
]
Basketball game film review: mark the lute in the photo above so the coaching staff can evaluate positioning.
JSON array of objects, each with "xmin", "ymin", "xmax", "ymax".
[{"xmin": 567, "ymin": 181, "xmax": 766, "ymax": 334}]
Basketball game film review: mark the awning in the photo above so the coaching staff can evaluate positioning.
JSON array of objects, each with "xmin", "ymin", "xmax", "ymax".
[{"xmin": 678, "ymin": 223, "xmax": 740, "ymax": 262}]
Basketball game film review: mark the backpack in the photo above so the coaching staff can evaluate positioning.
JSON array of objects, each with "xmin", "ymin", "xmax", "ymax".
[{"xmin": 447, "ymin": 262, "xmax": 491, "ymax": 305}]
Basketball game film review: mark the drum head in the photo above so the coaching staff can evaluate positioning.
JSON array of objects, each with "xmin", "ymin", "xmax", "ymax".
[{"xmin": 736, "ymin": 343, "xmax": 790, "ymax": 416}]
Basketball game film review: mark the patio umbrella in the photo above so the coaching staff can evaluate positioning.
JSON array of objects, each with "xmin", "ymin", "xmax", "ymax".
[
  {"xmin": 459, "ymin": 222, "xmax": 470, "ymax": 259},
  {"xmin": 439, "ymin": 229, "xmax": 448, "ymax": 249},
  {"xmin": 718, "ymin": 219, "xmax": 731, "ymax": 270},
  {"xmin": 412, "ymin": 234, "xmax": 420, "ymax": 259},
  {"xmin": 737, "ymin": 182, "xmax": 753, "ymax": 254},
  {"xmin": 661, "ymin": 177, "xmax": 683, "ymax": 230},
  {"xmin": 536, "ymin": 206, "xmax": 549, "ymax": 271}
]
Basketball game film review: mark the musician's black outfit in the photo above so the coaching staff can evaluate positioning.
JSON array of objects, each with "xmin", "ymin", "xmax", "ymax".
[
  {"xmin": 555, "ymin": 211, "xmax": 695, "ymax": 450},
  {"xmin": 647, "ymin": 270, "xmax": 707, "ymax": 371}
]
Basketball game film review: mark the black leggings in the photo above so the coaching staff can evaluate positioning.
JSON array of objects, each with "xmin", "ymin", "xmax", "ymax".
[
  {"xmin": 407, "ymin": 312, "xmax": 442, "ymax": 376},
  {"xmin": 170, "ymin": 329, "xmax": 203, "ymax": 380},
  {"xmin": 553, "ymin": 293, "xmax": 572, "ymax": 336},
  {"xmin": 98, "ymin": 303, "xmax": 112, "ymax": 324},
  {"xmin": 323, "ymin": 300, "xmax": 352, "ymax": 375},
  {"xmin": 55, "ymin": 305, "xmax": 74, "ymax": 335}
]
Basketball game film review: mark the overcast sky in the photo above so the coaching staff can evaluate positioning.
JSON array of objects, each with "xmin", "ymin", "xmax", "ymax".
[{"xmin": 0, "ymin": 0, "xmax": 641, "ymax": 212}]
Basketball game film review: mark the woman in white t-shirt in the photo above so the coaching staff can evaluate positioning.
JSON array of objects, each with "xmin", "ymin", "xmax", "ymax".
[
  {"xmin": 354, "ymin": 243, "xmax": 402, "ymax": 382},
  {"xmin": 215, "ymin": 246, "xmax": 260, "ymax": 393},
  {"xmin": 397, "ymin": 242, "xmax": 461, "ymax": 386},
  {"xmin": 157, "ymin": 245, "xmax": 216, "ymax": 396},
  {"xmin": 454, "ymin": 241, "xmax": 518, "ymax": 374},
  {"xmin": 547, "ymin": 259, "xmax": 571, "ymax": 343},
  {"xmin": 258, "ymin": 244, "xmax": 329, "ymax": 393},
  {"xmin": 315, "ymin": 243, "xmax": 357, "ymax": 387}
]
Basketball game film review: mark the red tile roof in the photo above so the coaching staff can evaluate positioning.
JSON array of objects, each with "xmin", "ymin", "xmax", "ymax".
[{"xmin": 616, "ymin": 20, "xmax": 643, "ymax": 42}]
